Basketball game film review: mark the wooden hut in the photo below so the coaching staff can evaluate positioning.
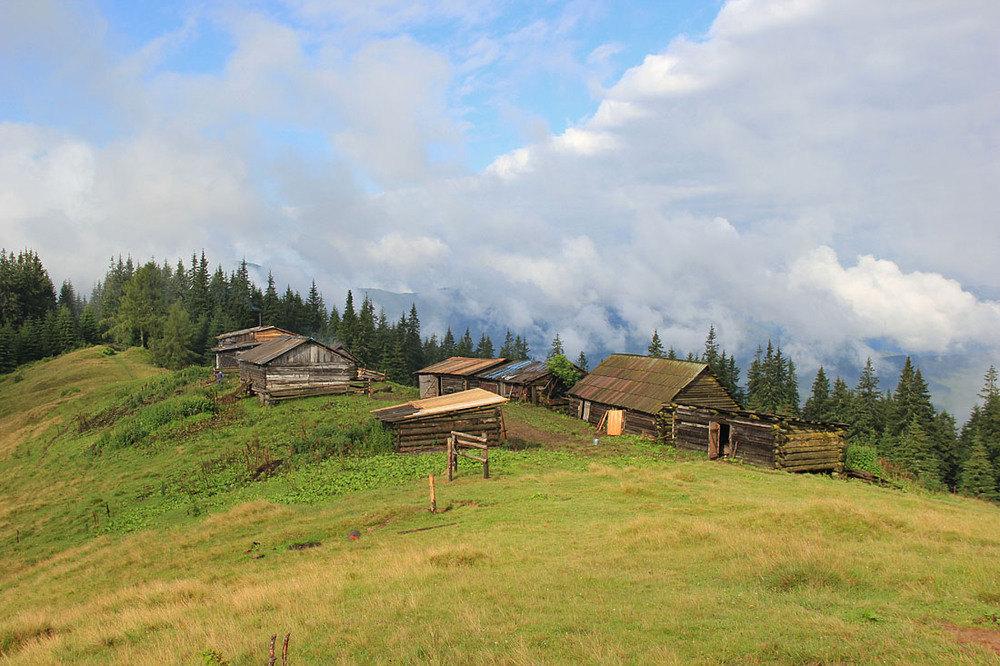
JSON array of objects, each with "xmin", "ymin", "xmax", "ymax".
[
  {"xmin": 658, "ymin": 404, "xmax": 847, "ymax": 473},
  {"xmin": 567, "ymin": 354, "xmax": 740, "ymax": 438},
  {"xmin": 473, "ymin": 359, "xmax": 585, "ymax": 406},
  {"xmin": 212, "ymin": 325, "xmax": 295, "ymax": 369},
  {"xmin": 371, "ymin": 388, "xmax": 508, "ymax": 454},
  {"xmin": 416, "ymin": 357, "xmax": 509, "ymax": 398},
  {"xmin": 238, "ymin": 335, "xmax": 357, "ymax": 404}
]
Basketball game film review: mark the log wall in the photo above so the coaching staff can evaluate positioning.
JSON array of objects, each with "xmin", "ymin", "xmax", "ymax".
[
  {"xmin": 657, "ymin": 405, "xmax": 846, "ymax": 473},
  {"xmin": 390, "ymin": 406, "xmax": 504, "ymax": 453}
]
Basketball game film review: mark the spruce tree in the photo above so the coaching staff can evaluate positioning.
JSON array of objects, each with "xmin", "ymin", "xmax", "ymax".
[
  {"xmin": 261, "ymin": 273, "xmax": 281, "ymax": 326},
  {"xmin": 648, "ymin": 330, "xmax": 665, "ymax": 358},
  {"xmin": 803, "ymin": 366, "xmax": 832, "ymax": 421},
  {"xmin": 475, "ymin": 333, "xmax": 495, "ymax": 359},
  {"xmin": 576, "ymin": 350, "xmax": 589, "ymax": 372},
  {"xmin": 441, "ymin": 328, "xmax": 455, "ymax": 358},
  {"xmin": 455, "ymin": 328, "xmax": 474, "ymax": 357},
  {"xmin": 152, "ymin": 301, "xmax": 196, "ymax": 370},
  {"xmin": 499, "ymin": 329, "xmax": 515, "ymax": 359},
  {"xmin": 960, "ymin": 436, "xmax": 997, "ymax": 499},
  {"xmin": 403, "ymin": 304, "xmax": 424, "ymax": 379},
  {"xmin": 548, "ymin": 333, "xmax": 564, "ymax": 359}
]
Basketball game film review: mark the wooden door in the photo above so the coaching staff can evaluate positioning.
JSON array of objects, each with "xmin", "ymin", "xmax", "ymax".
[{"xmin": 708, "ymin": 422, "xmax": 720, "ymax": 460}]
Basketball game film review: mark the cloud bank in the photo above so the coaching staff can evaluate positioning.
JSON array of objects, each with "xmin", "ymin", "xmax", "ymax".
[{"xmin": 1, "ymin": 0, "xmax": 998, "ymax": 412}]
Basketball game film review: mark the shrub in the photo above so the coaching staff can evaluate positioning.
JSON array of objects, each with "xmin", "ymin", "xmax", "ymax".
[{"xmin": 845, "ymin": 444, "xmax": 882, "ymax": 476}]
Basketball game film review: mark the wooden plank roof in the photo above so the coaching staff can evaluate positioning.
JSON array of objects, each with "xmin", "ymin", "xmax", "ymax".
[
  {"xmin": 237, "ymin": 335, "xmax": 353, "ymax": 366},
  {"xmin": 416, "ymin": 356, "xmax": 509, "ymax": 377},
  {"xmin": 371, "ymin": 388, "xmax": 508, "ymax": 423},
  {"xmin": 567, "ymin": 354, "xmax": 717, "ymax": 415},
  {"xmin": 214, "ymin": 325, "xmax": 292, "ymax": 340}
]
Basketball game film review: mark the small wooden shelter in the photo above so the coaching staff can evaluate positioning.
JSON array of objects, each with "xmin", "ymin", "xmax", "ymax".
[
  {"xmin": 658, "ymin": 404, "xmax": 847, "ymax": 473},
  {"xmin": 473, "ymin": 359, "xmax": 585, "ymax": 406},
  {"xmin": 238, "ymin": 335, "xmax": 357, "ymax": 404},
  {"xmin": 212, "ymin": 325, "xmax": 295, "ymax": 369},
  {"xmin": 416, "ymin": 357, "xmax": 509, "ymax": 398},
  {"xmin": 567, "ymin": 354, "xmax": 739, "ymax": 438},
  {"xmin": 371, "ymin": 388, "xmax": 508, "ymax": 453}
]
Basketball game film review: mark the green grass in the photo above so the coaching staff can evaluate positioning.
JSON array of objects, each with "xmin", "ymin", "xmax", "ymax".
[{"xmin": 2, "ymin": 349, "xmax": 1000, "ymax": 663}]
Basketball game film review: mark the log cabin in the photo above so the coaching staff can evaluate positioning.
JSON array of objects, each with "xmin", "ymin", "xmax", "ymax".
[
  {"xmin": 472, "ymin": 359, "xmax": 586, "ymax": 406},
  {"xmin": 238, "ymin": 335, "xmax": 357, "ymax": 404},
  {"xmin": 658, "ymin": 404, "xmax": 847, "ymax": 474},
  {"xmin": 567, "ymin": 354, "xmax": 740, "ymax": 438},
  {"xmin": 371, "ymin": 388, "xmax": 508, "ymax": 453},
  {"xmin": 212, "ymin": 325, "xmax": 295, "ymax": 369},
  {"xmin": 416, "ymin": 357, "xmax": 509, "ymax": 398}
]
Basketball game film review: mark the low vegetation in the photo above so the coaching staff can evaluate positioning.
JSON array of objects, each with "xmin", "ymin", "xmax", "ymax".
[{"xmin": 2, "ymin": 349, "xmax": 1000, "ymax": 663}]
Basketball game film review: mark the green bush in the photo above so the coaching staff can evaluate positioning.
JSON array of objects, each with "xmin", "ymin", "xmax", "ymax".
[{"xmin": 845, "ymin": 444, "xmax": 882, "ymax": 476}]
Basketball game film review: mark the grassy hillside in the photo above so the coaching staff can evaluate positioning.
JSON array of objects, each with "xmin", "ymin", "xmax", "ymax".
[{"xmin": 2, "ymin": 349, "xmax": 1000, "ymax": 664}]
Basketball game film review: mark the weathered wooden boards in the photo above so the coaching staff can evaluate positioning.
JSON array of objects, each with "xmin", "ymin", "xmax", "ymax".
[{"xmin": 658, "ymin": 404, "xmax": 847, "ymax": 474}]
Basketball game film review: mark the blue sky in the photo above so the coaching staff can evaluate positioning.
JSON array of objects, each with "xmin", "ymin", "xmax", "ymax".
[{"xmin": 1, "ymin": 0, "xmax": 999, "ymax": 414}]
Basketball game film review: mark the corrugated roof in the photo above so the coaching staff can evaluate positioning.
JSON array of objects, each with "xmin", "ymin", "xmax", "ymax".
[
  {"xmin": 478, "ymin": 359, "xmax": 551, "ymax": 384},
  {"xmin": 371, "ymin": 388, "xmax": 508, "ymax": 423},
  {"xmin": 567, "ymin": 354, "xmax": 710, "ymax": 415},
  {"xmin": 238, "ymin": 335, "xmax": 353, "ymax": 366},
  {"xmin": 416, "ymin": 356, "xmax": 509, "ymax": 377}
]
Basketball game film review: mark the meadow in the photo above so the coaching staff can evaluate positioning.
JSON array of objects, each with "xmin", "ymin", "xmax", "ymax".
[{"xmin": 2, "ymin": 347, "xmax": 1000, "ymax": 664}]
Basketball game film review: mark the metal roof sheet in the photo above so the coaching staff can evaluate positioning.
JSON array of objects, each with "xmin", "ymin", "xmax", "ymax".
[
  {"xmin": 416, "ymin": 356, "xmax": 509, "ymax": 377},
  {"xmin": 238, "ymin": 335, "xmax": 353, "ymax": 366},
  {"xmin": 371, "ymin": 388, "xmax": 508, "ymax": 423},
  {"xmin": 478, "ymin": 359, "xmax": 551, "ymax": 384},
  {"xmin": 567, "ymin": 354, "xmax": 710, "ymax": 415}
]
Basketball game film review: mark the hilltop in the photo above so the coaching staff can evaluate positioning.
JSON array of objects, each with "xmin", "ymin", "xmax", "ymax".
[{"xmin": 2, "ymin": 349, "xmax": 1000, "ymax": 663}]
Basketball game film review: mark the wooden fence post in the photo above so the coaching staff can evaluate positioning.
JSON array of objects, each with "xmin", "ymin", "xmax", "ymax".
[{"xmin": 429, "ymin": 473, "xmax": 437, "ymax": 513}]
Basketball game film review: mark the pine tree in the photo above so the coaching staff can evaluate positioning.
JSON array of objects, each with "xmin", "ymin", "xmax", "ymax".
[
  {"xmin": 339, "ymin": 291, "xmax": 358, "ymax": 347},
  {"xmin": 703, "ymin": 324, "xmax": 720, "ymax": 368},
  {"xmin": 802, "ymin": 367, "xmax": 833, "ymax": 421},
  {"xmin": 513, "ymin": 335, "xmax": 530, "ymax": 361},
  {"xmin": 455, "ymin": 328, "xmax": 474, "ymax": 357},
  {"xmin": 648, "ymin": 330, "xmax": 665, "ymax": 358},
  {"xmin": 111, "ymin": 262, "xmax": 165, "ymax": 348},
  {"xmin": 667, "ymin": 346, "xmax": 677, "ymax": 360},
  {"xmin": 152, "ymin": 301, "xmax": 196, "ymax": 370},
  {"xmin": 305, "ymin": 280, "xmax": 326, "ymax": 336},
  {"xmin": 403, "ymin": 304, "xmax": 424, "ymax": 380},
  {"xmin": 548, "ymin": 333, "xmax": 564, "ymax": 360},
  {"xmin": 261, "ymin": 272, "xmax": 281, "ymax": 327},
  {"xmin": 422, "ymin": 333, "xmax": 441, "ymax": 366},
  {"xmin": 576, "ymin": 350, "xmax": 589, "ymax": 372},
  {"xmin": 960, "ymin": 436, "xmax": 997, "ymax": 499},
  {"xmin": 55, "ymin": 305, "xmax": 79, "ymax": 353},
  {"xmin": 475, "ymin": 332, "xmax": 495, "ymax": 359},
  {"xmin": 499, "ymin": 329, "xmax": 515, "ymax": 359},
  {"xmin": 441, "ymin": 328, "xmax": 455, "ymax": 358},
  {"xmin": 851, "ymin": 357, "xmax": 883, "ymax": 448}
]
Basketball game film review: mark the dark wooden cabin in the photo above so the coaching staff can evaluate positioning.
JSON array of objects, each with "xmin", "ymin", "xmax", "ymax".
[
  {"xmin": 212, "ymin": 325, "xmax": 295, "ymax": 369},
  {"xmin": 371, "ymin": 388, "xmax": 508, "ymax": 454},
  {"xmin": 473, "ymin": 359, "xmax": 585, "ymax": 406},
  {"xmin": 416, "ymin": 357, "xmax": 509, "ymax": 398},
  {"xmin": 238, "ymin": 335, "xmax": 357, "ymax": 404},
  {"xmin": 658, "ymin": 404, "xmax": 847, "ymax": 473},
  {"xmin": 567, "ymin": 354, "xmax": 740, "ymax": 438}
]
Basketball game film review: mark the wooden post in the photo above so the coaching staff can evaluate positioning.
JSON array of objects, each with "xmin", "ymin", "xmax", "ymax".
[
  {"xmin": 447, "ymin": 435, "xmax": 454, "ymax": 482},
  {"xmin": 268, "ymin": 634, "xmax": 277, "ymax": 666},
  {"xmin": 282, "ymin": 632, "xmax": 290, "ymax": 666},
  {"xmin": 481, "ymin": 432, "xmax": 488, "ymax": 479},
  {"xmin": 429, "ymin": 473, "xmax": 437, "ymax": 513}
]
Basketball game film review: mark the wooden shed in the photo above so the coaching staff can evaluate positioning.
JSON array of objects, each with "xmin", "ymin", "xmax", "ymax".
[
  {"xmin": 567, "ymin": 354, "xmax": 740, "ymax": 438},
  {"xmin": 416, "ymin": 357, "xmax": 509, "ymax": 398},
  {"xmin": 371, "ymin": 388, "xmax": 508, "ymax": 454},
  {"xmin": 238, "ymin": 335, "xmax": 357, "ymax": 404},
  {"xmin": 658, "ymin": 404, "xmax": 847, "ymax": 474},
  {"xmin": 212, "ymin": 325, "xmax": 295, "ymax": 369},
  {"xmin": 473, "ymin": 359, "xmax": 585, "ymax": 406}
]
